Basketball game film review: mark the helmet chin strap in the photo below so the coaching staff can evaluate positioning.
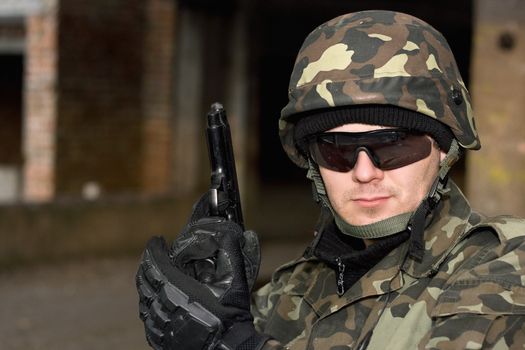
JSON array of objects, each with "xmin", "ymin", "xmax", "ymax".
[
  {"xmin": 406, "ymin": 139, "xmax": 461, "ymax": 262},
  {"xmin": 307, "ymin": 139, "xmax": 461, "ymax": 261}
]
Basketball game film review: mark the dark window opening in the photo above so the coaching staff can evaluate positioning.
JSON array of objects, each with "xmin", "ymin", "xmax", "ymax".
[
  {"xmin": 0, "ymin": 54, "xmax": 24, "ymax": 201},
  {"xmin": 0, "ymin": 54, "xmax": 23, "ymax": 165}
]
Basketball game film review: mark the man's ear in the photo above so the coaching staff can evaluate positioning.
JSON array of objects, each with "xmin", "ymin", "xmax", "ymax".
[{"xmin": 440, "ymin": 150, "xmax": 446, "ymax": 162}]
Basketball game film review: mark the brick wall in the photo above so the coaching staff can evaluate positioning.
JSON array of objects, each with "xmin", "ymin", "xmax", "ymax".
[
  {"xmin": 23, "ymin": 0, "xmax": 59, "ymax": 201},
  {"xmin": 55, "ymin": 0, "xmax": 146, "ymax": 197},
  {"xmin": 22, "ymin": 0, "xmax": 177, "ymax": 200},
  {"xmin": 141, "ymin": 0, "xmax": 176, "ymax": 194}
]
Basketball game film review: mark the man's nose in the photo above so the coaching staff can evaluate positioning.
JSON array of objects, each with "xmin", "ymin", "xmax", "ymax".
[{"xmin": 351, "ymin": 150, "xmax": 384, "ymax": 182}]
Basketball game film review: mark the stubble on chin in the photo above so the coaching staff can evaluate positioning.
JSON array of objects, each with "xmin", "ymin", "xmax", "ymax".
[{"xmin": 339, "ymin": 206, "xmax": 385, "ymax": 226}]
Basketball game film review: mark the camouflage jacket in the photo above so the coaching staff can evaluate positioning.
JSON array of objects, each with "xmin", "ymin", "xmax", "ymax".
[{"xmin": 252, "ymin": 182, "xmax": 525, "ymax": 349}]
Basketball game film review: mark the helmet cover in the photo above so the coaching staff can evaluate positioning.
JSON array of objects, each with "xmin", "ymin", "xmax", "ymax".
[{"xmin": 279, "ymin": 10, "xmax": 480, "ymax": 168}]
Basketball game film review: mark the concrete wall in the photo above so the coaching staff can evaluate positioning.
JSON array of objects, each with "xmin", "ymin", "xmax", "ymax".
[
  {"xmin": 0, "ymin": 187, "xmax": 318, "ymax": 283},
  {"xmin": 467, "ymin": 0, "xmax": 525, "ymax": 217},
  {"xmin": 0, "ymin": 193, "xmax": 196, "ymax": 269}
]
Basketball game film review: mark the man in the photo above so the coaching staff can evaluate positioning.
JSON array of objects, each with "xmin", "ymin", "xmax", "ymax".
[{"xmin": 136, "ymin": 10, "xmax": 525, "ymax": 350}]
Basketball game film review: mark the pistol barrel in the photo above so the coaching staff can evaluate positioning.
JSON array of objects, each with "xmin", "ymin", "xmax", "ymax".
[{"xmin": 205, "ymin": 103, "xmax": 244, "ymax": 229}]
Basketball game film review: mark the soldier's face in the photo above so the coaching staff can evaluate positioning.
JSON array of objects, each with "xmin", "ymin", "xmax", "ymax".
[{"xmin": 318, "ymin": 123, "xmax": 445, "ymax": 226}]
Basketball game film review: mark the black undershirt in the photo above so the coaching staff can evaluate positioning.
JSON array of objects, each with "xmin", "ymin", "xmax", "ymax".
[{"xmin": 313, "ymin": 221, "xmax": 410, "ymax": 295}]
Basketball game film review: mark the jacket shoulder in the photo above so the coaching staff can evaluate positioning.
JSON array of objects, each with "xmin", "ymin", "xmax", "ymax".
[
  {"xmin": 474, "ymin": 215, "xmax": 525, "ymax": 242},
  {"xmin": 434, "ymin": 215, "xmax": 525, "ymax": 318}
]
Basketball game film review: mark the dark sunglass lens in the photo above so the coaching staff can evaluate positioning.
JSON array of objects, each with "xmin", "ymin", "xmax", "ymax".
[
  {"xmin": 372, "ymin": 134, "xmax": 432, "ymax": 170},
  {"xmin": 309, "ymin": 141, "xmax": 354, "ymax": 172}
]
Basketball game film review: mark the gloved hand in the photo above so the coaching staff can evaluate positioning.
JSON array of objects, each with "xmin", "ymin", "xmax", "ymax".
[{"xmin": 136, "ymin": 195, "xmax": 268, "ymax": 350}]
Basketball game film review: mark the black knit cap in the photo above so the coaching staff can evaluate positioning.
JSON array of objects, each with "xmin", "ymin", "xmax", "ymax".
[{"xmin": 294, "ymin": 104, "xmax": 454, "ymax": 154}]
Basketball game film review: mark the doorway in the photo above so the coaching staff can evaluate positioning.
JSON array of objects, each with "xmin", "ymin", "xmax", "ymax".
[{"xmin": 0, "ymin": 54, "xmax": 24, "ymax": 202}]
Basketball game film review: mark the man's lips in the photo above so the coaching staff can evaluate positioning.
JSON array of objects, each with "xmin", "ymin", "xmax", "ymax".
[{"xmin": 352, "ymin": 196, "xmax": 391, "ymax": 207}]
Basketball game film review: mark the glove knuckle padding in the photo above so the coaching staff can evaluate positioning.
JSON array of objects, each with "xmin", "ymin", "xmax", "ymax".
[
  {"xmin": 136, "ymin": 268, "xmax": 155, "ymax": 306},
  {"xmin": 145, "ymin": 317, "xmax": 163, "ymax": 343}
]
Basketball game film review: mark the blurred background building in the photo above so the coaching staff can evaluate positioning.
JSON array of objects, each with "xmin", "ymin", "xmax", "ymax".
[
  {"xmin": 0, "ymin": 0, "xmax": 522, "ymax": 284},
  {"xmin": 0, "ymin": 0, "xmax": 524, "ymax": 349},
  {"xmin": 0, "ymin": 0, "xmax": 524, "ymax": 273}
]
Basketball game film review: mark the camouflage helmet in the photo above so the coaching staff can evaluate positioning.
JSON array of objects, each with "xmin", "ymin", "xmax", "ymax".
[{"xmin": 279, "ymin": 10, "xmax": 480, "ymax": 168}]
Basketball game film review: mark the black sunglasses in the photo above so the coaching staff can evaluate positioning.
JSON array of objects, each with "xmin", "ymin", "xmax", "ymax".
[{"xmin": 307, "ymin": 128, "xmax": 432, "ymax": 172}]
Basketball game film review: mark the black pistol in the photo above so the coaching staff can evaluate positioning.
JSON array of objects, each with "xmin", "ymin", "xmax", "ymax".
[{"xmin": 206, "ymin": 102, "xmax": 244, "ymax": 230}]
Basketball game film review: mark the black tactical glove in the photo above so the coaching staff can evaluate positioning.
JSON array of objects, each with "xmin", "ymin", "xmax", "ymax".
[{"xmin": 136, "ymin": 198, "xmax": 268, "ymax": 349}]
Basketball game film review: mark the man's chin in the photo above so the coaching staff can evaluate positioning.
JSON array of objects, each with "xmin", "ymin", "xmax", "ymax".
[{"xmin": 344, "ymin": 209, "xmax": 402, "ymax": 226}]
